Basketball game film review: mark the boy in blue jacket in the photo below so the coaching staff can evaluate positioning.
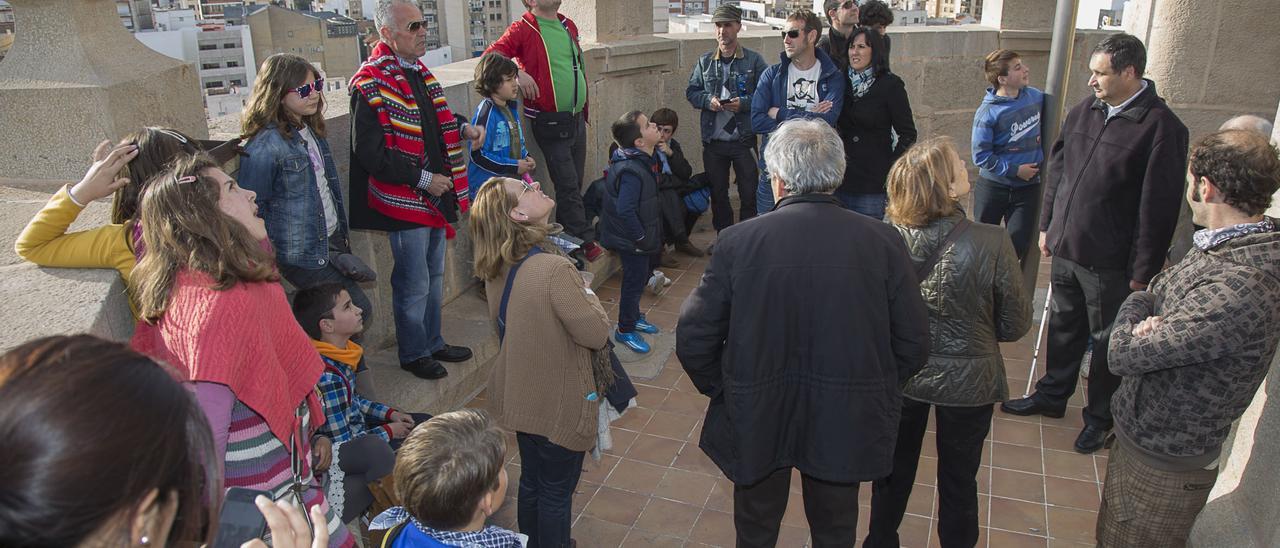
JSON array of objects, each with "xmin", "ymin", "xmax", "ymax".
[
  {"xmin": 600, "ymin": 111, "xmax": 664, "ymax": 354},
  {"xmin": 971, "ymin": 48, "xmax": 1045, "ymax": 264},
  {"xmin": 467, "ymin": 52, "xmax": 536, "ymax": 202}
]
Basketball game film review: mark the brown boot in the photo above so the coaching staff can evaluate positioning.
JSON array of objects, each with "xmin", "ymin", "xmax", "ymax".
[{"xmin": 675, "ymin": 241, "xmax": 706, "ymax": 257}]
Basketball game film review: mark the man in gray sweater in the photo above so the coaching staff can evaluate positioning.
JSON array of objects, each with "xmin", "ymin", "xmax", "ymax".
[{"xmin": 1099, "ymin": 129, "xmax": 1280, "ymax": 546}]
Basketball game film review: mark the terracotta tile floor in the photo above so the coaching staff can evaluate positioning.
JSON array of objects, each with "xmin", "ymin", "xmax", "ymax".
[{"xmin": 470, "ymin": 225, "xmax": 1104, "ymax": 547}]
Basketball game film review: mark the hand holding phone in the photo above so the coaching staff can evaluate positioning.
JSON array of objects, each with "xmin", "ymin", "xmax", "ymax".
[{"xmin": 211, "ymin": 487, "xmax": 271, "ymax": 548}]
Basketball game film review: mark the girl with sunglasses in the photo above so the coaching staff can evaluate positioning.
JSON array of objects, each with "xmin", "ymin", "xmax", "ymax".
[
  {"xmin": 14, "ymin": 127, "xmax": 219, "ymax": 314},
  {"xmin": 130, "ymin": 152, "xmax": 355, "ymax": 547},
  {"xmin": 239, "ymin": 53, "xmax": 375, "ymax": 328}
]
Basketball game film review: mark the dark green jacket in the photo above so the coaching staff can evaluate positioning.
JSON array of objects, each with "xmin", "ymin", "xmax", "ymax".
[{"xmin": 893, "ymin": 211, "xmax": 1032, "ymax": 406}]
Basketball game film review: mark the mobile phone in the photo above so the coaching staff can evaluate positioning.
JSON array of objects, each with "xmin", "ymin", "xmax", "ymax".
[{"xmin": 211, "ymin": 487, "xmax": 271, "ymax": 548}]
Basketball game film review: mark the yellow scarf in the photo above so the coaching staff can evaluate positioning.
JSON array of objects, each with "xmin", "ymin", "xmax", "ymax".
[{"xmin": 310, "ymin": 339, "xmax": 364, "ymax": 372}]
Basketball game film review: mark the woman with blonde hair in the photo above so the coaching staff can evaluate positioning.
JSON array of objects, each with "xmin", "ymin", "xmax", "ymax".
[
  {"xmin": 130, "ymin": 152, "xmax": 354, "ymax": 547},
  {"xmin": 237, "ymin": 53, "xmax": 375, "ymax": 324},
  {"xmin": 866, "ymin": 137, "xmax": 1032, "ymax": 548},
  {"xmin": 469, "ymin": 176, "xmax": 612, "ymax": 548}
]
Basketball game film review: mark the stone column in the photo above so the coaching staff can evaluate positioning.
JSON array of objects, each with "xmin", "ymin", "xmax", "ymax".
[
  {"xmin": 0, "ymin": 0, "xmax": 207, "ymax": 180},
  {"xmin": 1125, "ymin": 0, "xmax": 1280, "ymax": 138},
  {"xmin": 559, "ymin": 0, "xmax": 653, "ymax": 43}
]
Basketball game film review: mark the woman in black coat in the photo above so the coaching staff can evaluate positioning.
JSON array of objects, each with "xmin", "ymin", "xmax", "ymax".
[{"xmin": 835, "ymin": 26, "xmax": 917, "ymax": 220}]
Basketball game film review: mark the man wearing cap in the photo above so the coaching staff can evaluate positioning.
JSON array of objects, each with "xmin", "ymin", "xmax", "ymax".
[
  {"xmin": 686, "ymin": 4, "xmax": 769, "ymax": 233},
  {"xmin": 817, "ymin": 0, "xmax": 859, "ymax": 71}
]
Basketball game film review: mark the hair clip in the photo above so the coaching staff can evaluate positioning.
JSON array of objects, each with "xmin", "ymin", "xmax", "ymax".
[
  {"xmin": 147, "ymin": 127, "xmax": 189, "ymax": 145},
  {"xmin": 174, "ymin": 175, "xmax": 198, "ymax": 184}
]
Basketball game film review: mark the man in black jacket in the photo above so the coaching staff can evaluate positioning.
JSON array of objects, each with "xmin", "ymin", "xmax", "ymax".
[
  {"xmin": 1001, "ymin": 33, "xmax": 1189, "ymax": 454},
  {"xmin": 816, "ymin": 0, "xmax": 858, "ymax": 71},
  {"xmin": 676, "ymin": 119, "xmax": 930, "ymax": 548}
]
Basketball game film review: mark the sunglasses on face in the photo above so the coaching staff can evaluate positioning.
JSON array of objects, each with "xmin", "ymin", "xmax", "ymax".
[
  {"xmin": 782, "ymin": 29, "xmax": 803, "ymax": 39},
  {"xmin": 841, "ymin": 0, "xmax": 857, "ymax": 9},
  {"xmin": 407, "ymin": 19, "xmax": 428, "ymax": 32},
  {"xmin": 290, "ymin": 78, "xmax": 324, "ymax": 99}
]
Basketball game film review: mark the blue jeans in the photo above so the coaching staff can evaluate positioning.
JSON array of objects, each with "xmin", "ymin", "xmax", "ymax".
[
  {"xmin": 971, "ymin": 178, "xmax": 1040, "ymax": 264},
  {"xmin": 516, "ymin": 432, "xmax": 584, "ymax": 548},
  {"xmin": 616, "ymin": 251, "xmax": 650, "ymax": 332},
  {"xmin": 835, "ymin": 192, "xmax": 888, "ymax": 220},
  {"xmin": 756, "ymin": 169, "xmax": 775, "ymax": 216},
  {"xmin": 388, "ymin": 226, "xmax": 446, "ymax": 363}
]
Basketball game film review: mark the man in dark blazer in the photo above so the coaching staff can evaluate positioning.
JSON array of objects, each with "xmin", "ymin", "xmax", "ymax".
[{"xmin": 676, "ymin": 118, "xmax": 930, "ymax": 548}]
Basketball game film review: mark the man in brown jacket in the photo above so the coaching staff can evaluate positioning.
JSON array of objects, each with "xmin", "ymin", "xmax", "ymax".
[
  {"xmin": 1098, "ymin": 129, "xmax": 1280, "ymax": 546},
  {"xmin": 1001, "ymin": 33, "xmax": 1189, "ymax": 454}
]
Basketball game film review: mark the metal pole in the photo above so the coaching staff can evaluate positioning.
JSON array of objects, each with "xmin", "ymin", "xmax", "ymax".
[{"xmin": 1022, "ymin": 0, "xmax": 1080, "ymax": 297}]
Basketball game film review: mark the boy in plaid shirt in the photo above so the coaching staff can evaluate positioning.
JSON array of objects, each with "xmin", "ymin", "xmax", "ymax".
[{"xmin": 293, "ymin": 283, "xmax": 430, "ymax": 523}]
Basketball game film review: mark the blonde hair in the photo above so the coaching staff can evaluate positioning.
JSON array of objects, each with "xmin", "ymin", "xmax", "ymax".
[
  {"xmin": 886, "ymin": 137, "xmax": 960, "ymax": 228},
  {"xmin": 131, "ymin": 154, "xmax": 278, "ymax": 322},
  {"xmin": 468, "ymin": 177, "xmax": 564, "ymax": 281},
  {"xmin": 241, "ymin": 53, "xmax": 326, "ymax": 140}
]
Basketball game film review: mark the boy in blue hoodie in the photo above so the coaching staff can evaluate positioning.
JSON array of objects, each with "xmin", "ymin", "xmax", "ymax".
[
  {"xmin": 467, "ymin": 52, "xmax": 536, "ymax": 203},
  {"xmin": 971, "ymin": 48, "xmax": 1045, "ymax": 264},
  {"xmin": 600, "ymin": 111, "xmax": 664, "ymax": 354}
]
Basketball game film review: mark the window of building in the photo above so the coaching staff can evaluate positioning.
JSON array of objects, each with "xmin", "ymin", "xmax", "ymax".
[
  {"xmin": 205, "ymin": 81, "xmax": 223, "ymax": 89},
  {"xmin": 223, "ymin": 43, "xmax": 237, "ymax": 49},
  {"xmin": 227, "ymin": 61, "xmax": 239, "ymax": 67},
  {"xmin": 230, "ymin": 79, "xmax": 244, "ymax": 86},
  {"xmin": 198, "ymin": 44, "xmax": 217, "ymax": 51},
  {"xmin": 201, "ymin": 63, "xmax": 220, "ymax": 70}
]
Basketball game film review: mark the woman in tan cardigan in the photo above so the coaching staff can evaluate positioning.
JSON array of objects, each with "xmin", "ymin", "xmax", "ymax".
[{"xmin": 469, "ymin": 176, "xmax": 613, "ymax": 548}]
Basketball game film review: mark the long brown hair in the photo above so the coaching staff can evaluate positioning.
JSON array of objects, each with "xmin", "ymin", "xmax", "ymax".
[
  {"xmin": 468, "ymin": 177, "xmax": 563, "ymax": 281},
  {"xmin": 131, "ymin": 153, "xmax": 278, "ymax": 322},
  {"xmin": 0, "ymin": 335, "xmax": 220, "ymax": 547},
  {"xmin": 886, "ymin": 137, "xmax": 961, "ymax": 228},
  {"xmin": 241, "ymin": 53, "xmax": 327, "ymax": 139},
  {"xmin": 112, "ymin": 127, "xmax": 203, "ymax": 225}
]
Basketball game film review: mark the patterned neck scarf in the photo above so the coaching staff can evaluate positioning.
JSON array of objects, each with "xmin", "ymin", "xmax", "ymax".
[
  {"xmin": 1193, "ymin": 217, "xmax": 1276, "ymax": 251},
  {"xmin": 848, "ymin": 66, "xmax": 876, "ymax": 99}
]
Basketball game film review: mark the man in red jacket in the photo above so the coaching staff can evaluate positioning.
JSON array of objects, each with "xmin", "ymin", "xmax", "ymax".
[{"xmin": 485, "ymin": 0, "xmax": 603, "ymax": 262}]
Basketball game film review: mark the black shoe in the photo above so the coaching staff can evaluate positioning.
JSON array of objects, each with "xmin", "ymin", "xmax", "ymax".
[
  {"xmin": 1000, "ymin": 396, "xmax": 1066, "ymax": 418},
  {"xmin": 432, "ymin": 344, "xmax": 473, "ymax": 363},
  {"xmin": 1074, "ymin": 425, "xmax": 1113, "ymax": 454},
  {"xmin": 400, "ymin": 357, "xmax": 448, "ymax": 380}
]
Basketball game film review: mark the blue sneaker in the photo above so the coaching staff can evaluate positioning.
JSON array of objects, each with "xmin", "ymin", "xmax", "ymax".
[
  {"xmin": 634, "ymin": 315, "xmax": 660, "ymax": 335},
  {"xmin": 614, "ymin": 330, "xmax": 651, "ymax": 353}
]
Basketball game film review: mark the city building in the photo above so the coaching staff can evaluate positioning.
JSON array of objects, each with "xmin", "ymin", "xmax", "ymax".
[
  {"xmin": 117, "ymin": 0, "xmax": 155, "ymax": 32},
  {"xmin": 134, "ymin": 20, "xmax": 257, "ymax": 116},
  {"xmin": 153, "ymin": 7, "xmax": 200, "ymax": 31},
  {"xmin": 924, "ymin": 0, "xmax": 982, "ymax": 21},
  {"xmin": 0, "ymin": 0, "xmax": 11, "ymax": 63},
  {"xmin": 244, "ymin": 4, "xmax": 360, "ymax": 89}
]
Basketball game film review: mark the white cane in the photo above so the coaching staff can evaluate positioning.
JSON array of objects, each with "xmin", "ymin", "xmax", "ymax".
[{"xmin": 1023, "ymin": 284, "xmax": 1053, "ymax": 398}]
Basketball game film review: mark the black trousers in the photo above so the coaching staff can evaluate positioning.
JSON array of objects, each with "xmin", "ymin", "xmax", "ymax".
[
  {"xmin": 533, "ymin": 114, "xmax": 592, "ymax": 244},
  {"xmin": 733, "ymin": 467, "xmax": 859, "ymax": 548},
  {"xmin": 703, "ymin": 139, "xmax": 758, "ymax": 232},
  {"xmin": 1033, "ymin": 256, "xmax": 1129, "ymax": 429},
  {"xmin": 865, "ymin": 399, "xmax": 993, "ymax": 548},
  {"xmin": 971, "ymin": 178, "xmax": 1040, "ymax": 266}
]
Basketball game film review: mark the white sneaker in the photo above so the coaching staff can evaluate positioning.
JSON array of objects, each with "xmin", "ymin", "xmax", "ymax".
[{"xmin": 647, "ymin": 271, "xmax": 668, "ymax": 295}]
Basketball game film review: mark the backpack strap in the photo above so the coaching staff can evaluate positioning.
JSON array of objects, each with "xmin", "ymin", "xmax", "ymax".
[
  {"xmin": 497, "ymin": 246, "xmax": 544, "ymax": 341},
  {"xmin": 378, "ymin": 521, "xmax": 408, "ymax": 548},
  {"xmin": 915, "ymin": 218, "xmax": 971, "ymax": 283}
]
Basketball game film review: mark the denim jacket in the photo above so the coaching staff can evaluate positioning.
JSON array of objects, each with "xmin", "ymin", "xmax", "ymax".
[
  {"xmin": 685, "ymin": 45, "xmax": 768, "ymax": 144},
  {"xmin": 238, "ymin": 123, "xmax": 349, "ymax": 269}
]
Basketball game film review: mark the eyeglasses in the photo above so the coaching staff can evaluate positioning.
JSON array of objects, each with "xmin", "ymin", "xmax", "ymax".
[
  {"xmin": 290, "ymin": 78, "xmax": 324, "ymax": 99},
  {"xmin": 407, "ymin": 19, "xmax": 428, "ymax": 32},
  {"xmin": 841, "ymin": 0, "xmax": 857, "ymax": 9},
  {"xmin": 781, "ymin": 29, "xmax": 802, "ymax": 39},
  {"xmin": 517, "ymin": 178, "xmax": 538, "ymax": 198}
]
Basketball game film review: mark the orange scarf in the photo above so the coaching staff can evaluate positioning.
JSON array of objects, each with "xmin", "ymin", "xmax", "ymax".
[{"xmin": 311, "ymin": 339, "xmax": 364, "ymax": 372}]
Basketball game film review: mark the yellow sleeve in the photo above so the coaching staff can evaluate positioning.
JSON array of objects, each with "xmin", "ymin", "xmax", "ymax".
[{"xmin": 14, "ymin": 185, "xmax": 136, "ymax": 282}]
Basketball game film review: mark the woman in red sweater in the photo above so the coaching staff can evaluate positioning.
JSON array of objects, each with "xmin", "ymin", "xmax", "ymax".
[{"xmin": 130, "ymin": 153, "xmax": 354, "ymax": 547}]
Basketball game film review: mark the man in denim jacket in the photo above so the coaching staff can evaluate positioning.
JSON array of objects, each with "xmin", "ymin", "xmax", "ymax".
[{"xmin": 686, "ymin": 4, "xmax": 768, "ymax": 233}]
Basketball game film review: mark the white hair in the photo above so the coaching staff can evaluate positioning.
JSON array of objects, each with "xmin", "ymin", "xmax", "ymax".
[
  {"xmin": 374, "ymin": 0, "xmax": 418, "ymax": 33},
  {"xmin": 1220, "ymin": 114, "xmax": 1274, "ymax": 138},
  {"xmin": 763, "ymin": 119, "xmax": 845, "ymax": 196}
]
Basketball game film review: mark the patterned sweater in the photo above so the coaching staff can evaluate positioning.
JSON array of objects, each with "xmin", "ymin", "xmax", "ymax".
[
  {"xmin": 1109, "ymin": 223, "xmax": 1280, "ymax": 468},
  {"xmin": 316, "ymin": 355, "xmax": 397, "ymax": 443},
  {"xmin": 195, "ymin": 383, "xmax": 355, "ymax": 547}
]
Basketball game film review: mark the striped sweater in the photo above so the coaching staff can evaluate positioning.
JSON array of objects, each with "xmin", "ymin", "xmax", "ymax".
[{"xmin": 197, "ymin": 383, "xmax": 355, "ymax": 547}]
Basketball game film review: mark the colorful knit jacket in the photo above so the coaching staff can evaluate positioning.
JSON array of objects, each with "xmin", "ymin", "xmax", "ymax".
[{"xmin": 350, "ymin": 42, "xmax": 469, "ymax": 236}]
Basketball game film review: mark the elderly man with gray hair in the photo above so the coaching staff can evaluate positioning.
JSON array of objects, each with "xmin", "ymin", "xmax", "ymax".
[{"xmin": 677, "ymin": 119, "xmax": 930, "ymax": 547}]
